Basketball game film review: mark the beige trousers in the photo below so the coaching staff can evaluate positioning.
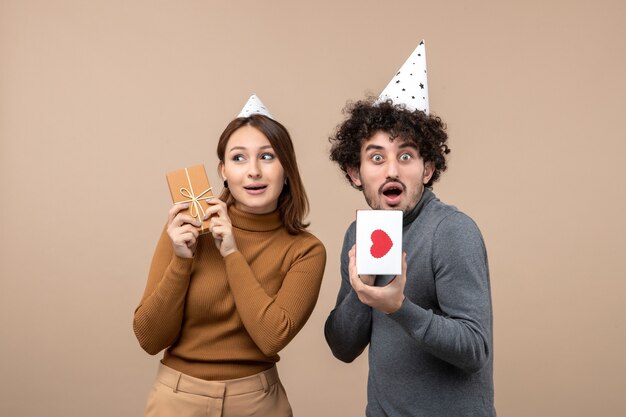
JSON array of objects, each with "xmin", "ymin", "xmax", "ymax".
[{"xmin": 143, "ymin": 363, "xmax": 292, "ymax": 417}]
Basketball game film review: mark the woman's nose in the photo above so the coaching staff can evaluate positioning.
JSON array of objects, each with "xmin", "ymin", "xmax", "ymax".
[{"xmin": 248, "ymin": 160, "xmax": 261, "ymax": 178}]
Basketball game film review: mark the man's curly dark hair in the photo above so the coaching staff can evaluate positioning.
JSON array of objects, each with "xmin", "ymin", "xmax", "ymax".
[{"xmin": 329, "ymin": 98, "xmax": 450, "ymax": 189}]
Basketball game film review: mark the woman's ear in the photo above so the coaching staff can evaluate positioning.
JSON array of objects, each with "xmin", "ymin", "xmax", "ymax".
[
  {"xmin": 347, "ymin": 166, "xmax": 362, "ymax": 187},
  {"xmin": 218, "ymin": 161, "xmax": 225, "ymax": 181}
]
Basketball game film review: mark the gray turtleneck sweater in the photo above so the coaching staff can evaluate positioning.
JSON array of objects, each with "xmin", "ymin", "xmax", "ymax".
[{"xmin": 324, "ymin": 189, "xmax": 496, "ymax": 417}]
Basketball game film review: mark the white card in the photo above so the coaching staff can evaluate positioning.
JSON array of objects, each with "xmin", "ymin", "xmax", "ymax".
[{"xmin": 356, "ymin": 210, "xmax": 403, "ymax": 275}]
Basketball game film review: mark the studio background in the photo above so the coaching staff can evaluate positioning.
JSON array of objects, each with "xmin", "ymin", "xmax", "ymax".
[{"xmin": 1, "ymin": 1, "xmax": 625, "ymax": 416}]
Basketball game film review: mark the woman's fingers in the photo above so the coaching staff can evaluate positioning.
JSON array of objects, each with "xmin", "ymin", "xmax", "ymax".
[
  {"xmin": 205, "ymin": 201, "xmax": 237, "ymax": 257},
  {"xmin": 173, "ymin": 230, "xmax": 196, "ymax": 246},
  {"xmin": 167, "ymin": 204, "xmax": 202, "ymax": 258},
  {"xmin": 168, "ymin": 204, "xmax": 203, "ymax": 229},
  {"xmin": 203, "ymin": 198, "xmax": 228, "ymax": 220},
  {"xmin": 168, "ymin": 203, "xmax": 189, "ymax": 224},
  {"xmin": 179, "ymin": 223, "xmax": 200, "ymax": 238}
]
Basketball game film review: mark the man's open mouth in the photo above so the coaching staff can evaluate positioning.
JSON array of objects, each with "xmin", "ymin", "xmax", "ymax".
[
  {"xmin": 383, "ymin": 187, "xmax": 402, "ymax": 197},
  {"xmin": 381, "ymin": 182, "xmax": 404, "ymax": 197}
]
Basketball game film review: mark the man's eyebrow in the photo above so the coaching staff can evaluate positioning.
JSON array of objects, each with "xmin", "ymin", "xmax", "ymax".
[
  {"xmin": 398, "ymin": 142, "xmax": 418, "ymax": 149},
  {"xmin": 363, "ymin": 143, "xmax": 418, "ymax": 152},
  {"xmin": 364, "ymin": 144, "xmax": 384, "ymax": 152}
]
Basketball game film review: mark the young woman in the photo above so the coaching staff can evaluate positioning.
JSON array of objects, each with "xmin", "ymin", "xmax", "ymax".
[{"xmin": 134, "ymin": 111, "xmax": 326, "ymax": 417}]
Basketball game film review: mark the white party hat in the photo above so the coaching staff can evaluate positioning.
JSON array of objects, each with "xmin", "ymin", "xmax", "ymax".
[
  {"xmin": 237, "ymin": 94, "xmax": 273, "ymax": 119},
  {"xmin": 377, "ymin": 40, "xmax": 429, "ymax": 114}
]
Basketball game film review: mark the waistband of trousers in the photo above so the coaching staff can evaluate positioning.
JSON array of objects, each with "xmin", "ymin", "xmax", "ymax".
[{"xmin": 156, "ymin": 363, "xmax": 280, "ymax": 398}]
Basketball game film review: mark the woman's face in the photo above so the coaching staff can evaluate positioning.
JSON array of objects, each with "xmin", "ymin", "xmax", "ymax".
[{"xmin": 220, "ymin": 125, "xmax": 285, "ymax": 214}]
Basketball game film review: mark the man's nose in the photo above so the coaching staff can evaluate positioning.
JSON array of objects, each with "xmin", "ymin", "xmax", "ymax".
[{"xmin": 386, "ymin": 159, "xmax": 399, "ymax": 178}]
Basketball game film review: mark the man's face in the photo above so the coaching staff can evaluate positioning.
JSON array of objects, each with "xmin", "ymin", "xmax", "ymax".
[{"xmin": 348, "ymin": 131, "xmax": 434, "ymax": 213}]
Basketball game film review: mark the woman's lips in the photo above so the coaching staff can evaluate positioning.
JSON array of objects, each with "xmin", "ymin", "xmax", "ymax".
[{"xmin": 244, "ymin": 184, "xmax": 267, "ymax": 195}]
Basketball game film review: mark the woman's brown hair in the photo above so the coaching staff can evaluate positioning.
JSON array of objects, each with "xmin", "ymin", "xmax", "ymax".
[{"xmin": 217, "ymin": 114, "xmax": 310, "ymax": 234}]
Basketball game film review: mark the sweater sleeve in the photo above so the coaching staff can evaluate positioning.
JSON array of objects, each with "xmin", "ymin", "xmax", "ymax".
[
  {"xmin": 324, "ymin": 226, "xmax": 373, "ymax": 363},
  {"xmin": 224, "ymin": 235, "xmax": 326, "ymax": 357},
  {"xmin": 387, "ymin": 212, "xmax": 493, "ymax": 373},
  {"xmin": 133, "ymin": 226, "xmax": 193, "ymax": 355}
]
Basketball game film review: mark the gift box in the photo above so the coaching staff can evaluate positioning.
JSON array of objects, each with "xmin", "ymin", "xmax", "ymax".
[
  {"xmin": 356, "ymin": 210, "xmax": 403, "ymax": 275},
  {"xmin": 166, "ymin": 164, "xmax": 214, "ymax": 234}
]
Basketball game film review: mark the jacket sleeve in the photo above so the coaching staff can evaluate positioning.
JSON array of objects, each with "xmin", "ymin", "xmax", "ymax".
[
  {"xmin": 324, "ymin": 225, "xmax": 373, "ymax": 363},
  {"xmin": 388, "ymin": 212, "xmax": 493, "ymax": 373},
  {"xmin": 224, "ymin": 235, "xmax": 326, "ymax": 357},
  {"xmin": 132, "ymin": 226, "xmax": 193, "ymax": 355}
]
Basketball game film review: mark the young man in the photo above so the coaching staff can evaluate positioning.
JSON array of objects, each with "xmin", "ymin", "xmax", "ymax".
[{"xmin": 324, "ymin": 98, "xmax": 495, "ymax": 417}]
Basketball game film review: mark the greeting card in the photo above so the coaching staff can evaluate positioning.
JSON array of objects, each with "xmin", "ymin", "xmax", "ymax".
[{"xmin": 356, "ymin": 210, "xmax": 403, "ymax": 275}]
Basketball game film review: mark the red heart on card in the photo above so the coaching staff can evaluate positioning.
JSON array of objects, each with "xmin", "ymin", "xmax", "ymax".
[{"xmin": 370, "ymin": 229, "xmax": 393, "ymax": 259}]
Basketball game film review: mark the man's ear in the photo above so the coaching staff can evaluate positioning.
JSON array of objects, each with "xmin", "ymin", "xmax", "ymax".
[
  {"xmin": 423, "ymin": 161, "xmax": 435, "ymax": 184},
  {"xmin": 347, "ymin": 166, "xmax": 362, "ymax": 187}
]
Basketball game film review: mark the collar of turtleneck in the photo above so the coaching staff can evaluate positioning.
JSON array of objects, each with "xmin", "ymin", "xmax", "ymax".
[
  {"xmin": 228, "ymin": 204, "xmax": 283, "ymax": 232},
  {"xmin": 402, "ymin": 188, "xmax": 436, "ymax": 227}
]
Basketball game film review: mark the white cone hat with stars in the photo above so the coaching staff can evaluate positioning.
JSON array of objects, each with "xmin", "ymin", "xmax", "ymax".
[
  {"xmin": 376, "ymin": 40, "xmax": 429, "ymax": 114},
  {"xmin": 237, "ymin": 94, "xmax": 273, "ymax": 119}
]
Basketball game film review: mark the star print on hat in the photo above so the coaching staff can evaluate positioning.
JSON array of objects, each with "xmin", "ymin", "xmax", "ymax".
[
  {"xmin": 237, "ymin": 94, "xmax": 273, "ymax": 119},
  {"xmin": 377, "ymin": 40, "xmax": 429, "ymax": 114}
]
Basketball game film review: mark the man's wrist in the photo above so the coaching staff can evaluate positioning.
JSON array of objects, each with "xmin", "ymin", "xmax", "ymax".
[{"xmin": 383, "ymin": 295, "xmax": 405, "ymax": 315}]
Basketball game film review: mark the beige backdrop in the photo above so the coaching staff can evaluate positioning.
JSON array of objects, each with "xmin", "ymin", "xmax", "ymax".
[{"xmin": 1, "ymin": 1, "xmax": 625, "ymax": 416}]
